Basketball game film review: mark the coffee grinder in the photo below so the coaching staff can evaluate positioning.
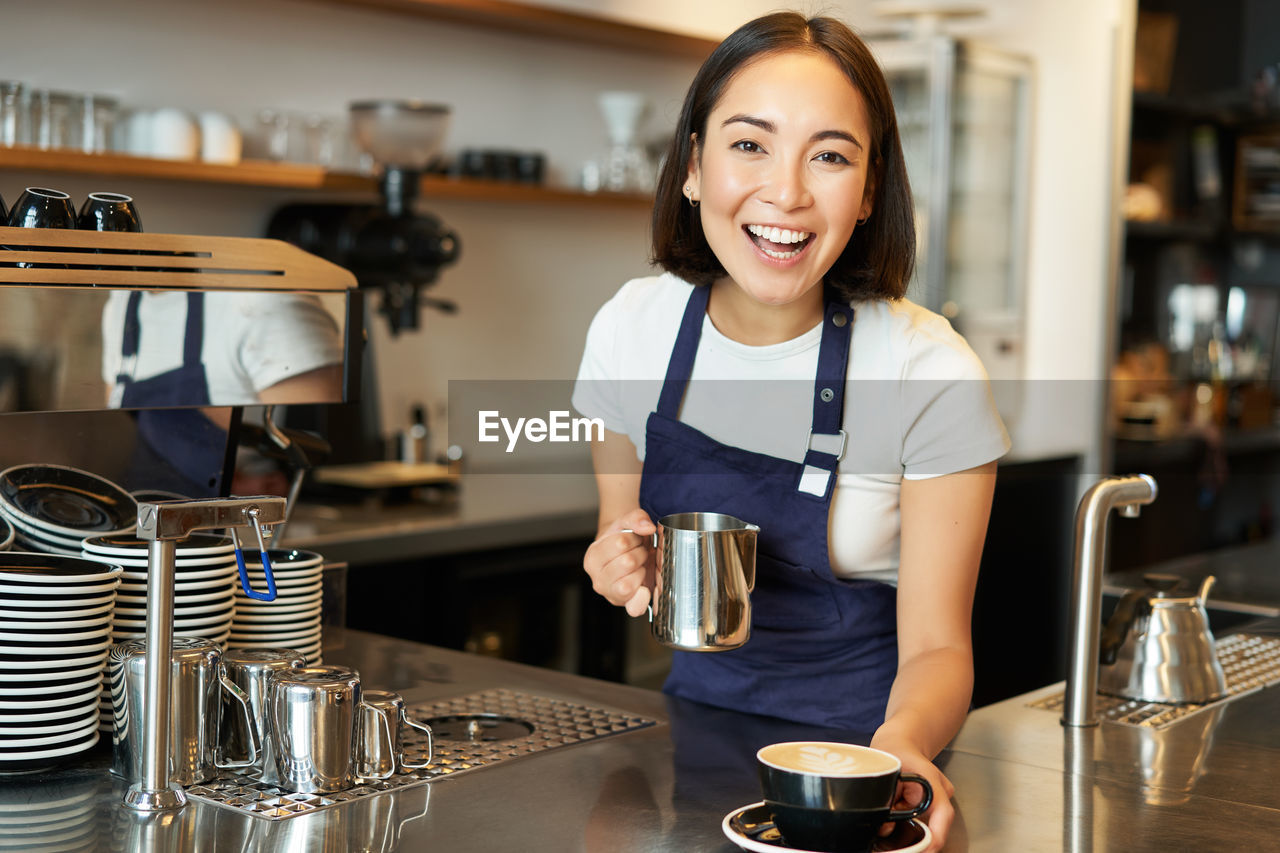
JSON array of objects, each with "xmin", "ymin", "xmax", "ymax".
[
  {"xmin": 268, "ymin": 100, "xmax": 461, "ymax": 336},
  {"xmin": 267, "ymin": 100, "xmax": 461, "ymax": 463}
]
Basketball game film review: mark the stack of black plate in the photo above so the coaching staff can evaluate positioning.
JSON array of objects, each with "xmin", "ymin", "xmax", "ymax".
[
  {"xmin": 0, "ymin": 554, "xmax": 120, "ymax": 773},
  {"xmin": 0, "ymin": 465, "xmax": 137, "ymax": 556}
]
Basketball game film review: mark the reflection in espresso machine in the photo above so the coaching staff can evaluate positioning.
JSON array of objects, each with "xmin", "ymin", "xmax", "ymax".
[{"xmin": 99, "ymin": 289, "xmax": 346, "ymax": 496}]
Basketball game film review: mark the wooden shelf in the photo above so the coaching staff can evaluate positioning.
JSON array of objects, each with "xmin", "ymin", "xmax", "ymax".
[
  {"xmin": 313, "ymin": 0, "xmax": 718, "ymax": 59},
  {"xmin": 0, "ymin": 146, "xmax": 651, "ymax": 208}
]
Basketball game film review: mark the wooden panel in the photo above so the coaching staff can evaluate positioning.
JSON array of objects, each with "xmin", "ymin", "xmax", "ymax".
[
  {"xmin": 0, "ymin": 226, "xmax": 357, "ymax": 291},
  {"xmin": 315, "ymin": 0, "xmax": 718, "ymax": 58}
]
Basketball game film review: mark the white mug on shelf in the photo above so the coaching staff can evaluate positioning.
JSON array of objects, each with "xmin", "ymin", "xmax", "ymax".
[
  {"xmin": 148, "ymin": 107, "xmax": 199, "ymax": 160},
  {"xmin": 198, "ymin": 111, "xmax": 242, "ymax": 165}
]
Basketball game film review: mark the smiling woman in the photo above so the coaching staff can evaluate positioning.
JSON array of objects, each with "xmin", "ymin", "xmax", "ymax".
[{"xmin": 570, "ymin": 12, "xmax": 1009, "ymax": 852}]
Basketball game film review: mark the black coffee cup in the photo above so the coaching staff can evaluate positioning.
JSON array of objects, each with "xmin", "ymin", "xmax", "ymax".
[
  {"xmin": 6, "ymin": 187, "xmax": 75, "ymax": 229},
  {"xmin": 76, "ymin": 192, "xmax": 143, "ymax": 232},
  {"xmin": 757, "ymin": 741, "xmax": 933, "ymax": 853}
]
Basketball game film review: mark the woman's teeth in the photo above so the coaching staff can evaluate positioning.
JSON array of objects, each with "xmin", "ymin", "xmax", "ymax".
[{"xmin": 745, "ymin": 224, "xmax": 812, "ymax": 259}]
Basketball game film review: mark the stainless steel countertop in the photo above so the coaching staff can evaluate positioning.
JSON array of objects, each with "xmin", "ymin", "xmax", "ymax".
[
  {"xmin": 1107, "ymin": 539, "xmax": 1280, "ymax": 617},
  {"xmin": 9, "ymin": 624, "xmax": 1280, "ymax": 851},
  {"xmin": 282, "ymin": 472, "xmax": 600, "ymax": 564}
]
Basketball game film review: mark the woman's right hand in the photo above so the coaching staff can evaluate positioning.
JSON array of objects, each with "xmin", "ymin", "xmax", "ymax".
[{"xmin": 584, "ymin": 508, "xmax": 656, "ymax": 617}]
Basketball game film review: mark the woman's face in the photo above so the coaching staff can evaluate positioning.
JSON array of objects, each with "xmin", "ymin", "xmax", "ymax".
[{"xmin": 687, "ymin": 50, "xmax": 874, "ymax": 308}]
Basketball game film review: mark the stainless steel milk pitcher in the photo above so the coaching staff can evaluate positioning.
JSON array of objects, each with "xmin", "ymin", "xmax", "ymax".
[{"xmin": 639, "ymin": 512, "xmax": 758, "ymax": 651}]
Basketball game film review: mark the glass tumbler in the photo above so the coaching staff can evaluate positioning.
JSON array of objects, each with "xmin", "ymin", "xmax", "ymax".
[{"xmin": 0, "ymin": 81, "xmax": 25, "ymax": 147}]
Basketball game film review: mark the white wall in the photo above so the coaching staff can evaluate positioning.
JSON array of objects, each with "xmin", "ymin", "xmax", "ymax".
[{"xmin": 1, "ymin": 0, "xmax": 1130, "ymax": 470}]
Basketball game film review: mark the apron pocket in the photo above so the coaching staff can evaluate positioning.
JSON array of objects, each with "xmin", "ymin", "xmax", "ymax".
[{"xmin": 750, "ymin": 553, "xmax": 841, "ymax": 629}]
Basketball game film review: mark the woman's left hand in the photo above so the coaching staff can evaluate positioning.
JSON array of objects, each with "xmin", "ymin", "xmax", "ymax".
[{"xmin": 868, "ymin": 732, "xmax": 955, "ymax": 852}]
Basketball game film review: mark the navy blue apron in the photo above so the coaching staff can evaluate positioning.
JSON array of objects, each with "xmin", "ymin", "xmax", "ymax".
[
  {"xmin": 640, "ymin": 284, "xmax": 898, "ymax": 731},
  {"xmin": 117, "ymin": 291, "xmax": 226, "ymax": 497}
]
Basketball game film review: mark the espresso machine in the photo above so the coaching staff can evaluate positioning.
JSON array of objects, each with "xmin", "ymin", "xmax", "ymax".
[{"xmin": 267, "ymin": 101, "xmax": 461, "ymax": 465}]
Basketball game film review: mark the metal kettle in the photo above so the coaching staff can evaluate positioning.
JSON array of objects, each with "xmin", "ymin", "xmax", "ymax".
[{"xmin": 1098, "ymin": 573, "xmax": 1227, "ymax": 704}]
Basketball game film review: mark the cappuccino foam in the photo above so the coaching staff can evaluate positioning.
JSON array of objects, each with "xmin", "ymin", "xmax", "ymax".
[{"xmin": 759, "ymin": 742, "xmax": 899, "ymax": 777}]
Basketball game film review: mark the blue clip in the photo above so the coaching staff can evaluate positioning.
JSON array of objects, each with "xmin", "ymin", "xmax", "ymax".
[{"xmin": 233, "ymin": 509, "xmax": 277, "ymax": 602}]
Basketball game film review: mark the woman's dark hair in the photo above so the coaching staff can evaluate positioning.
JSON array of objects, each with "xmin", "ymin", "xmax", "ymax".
[{"xmin": 651, "ymin": 12, "xmax": 915, "ymax": 302}]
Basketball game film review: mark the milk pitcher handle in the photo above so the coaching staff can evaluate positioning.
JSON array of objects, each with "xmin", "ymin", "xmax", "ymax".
[
  {"xmin": 398, "ymin": 712, "xmax": 435, "ymax": 770},
  {"xmin": 214, "ymin": 664, "xmax": 260, "ymax": 770},
  {"xmin": 619, "ymin": 527, "xmax": 658, "ymax": 622}
]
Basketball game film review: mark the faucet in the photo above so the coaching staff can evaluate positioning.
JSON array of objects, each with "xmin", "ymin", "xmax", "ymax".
[
  {"xmin": 1062, "ymin": 474, "xmax": 1158, "ymax": 727},
  {"xmin": 122, "ymin": 496, "xmax": 286, "ymax": 812}
]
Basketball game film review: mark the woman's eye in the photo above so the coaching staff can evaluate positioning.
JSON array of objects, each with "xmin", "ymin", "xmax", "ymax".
[
  {"xmin": 815, "ymin": 151, "xmax": 851, "ymax": 165},
  {"xmin": 731, "ymin": 140, "xmax": 763, "ymax": 153}
]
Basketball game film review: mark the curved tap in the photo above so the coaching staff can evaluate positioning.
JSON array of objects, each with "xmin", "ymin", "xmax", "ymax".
[{"xmin": 1062, "ymin": 474, "xmax": 1158, "ymax": 727}]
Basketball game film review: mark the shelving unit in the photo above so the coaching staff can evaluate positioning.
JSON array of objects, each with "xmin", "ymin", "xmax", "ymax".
[
  {"xmin": 314, "ymin": 0, "xmax": 719, "ymax": 58},
  {"xmin": 0, "ymin": 146, "xmax": 651, "ymax": 208}
]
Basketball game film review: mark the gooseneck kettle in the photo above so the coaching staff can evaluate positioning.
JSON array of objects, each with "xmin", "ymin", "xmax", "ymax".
[{"xmin": 1098, "ymin": 573, "xmax": 1227, "ymax": 704}]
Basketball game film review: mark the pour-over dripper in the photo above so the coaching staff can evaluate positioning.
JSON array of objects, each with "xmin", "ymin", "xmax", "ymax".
[{"xmin": 597, "ymin": 91, "xmax": 652, "ymax": 192}]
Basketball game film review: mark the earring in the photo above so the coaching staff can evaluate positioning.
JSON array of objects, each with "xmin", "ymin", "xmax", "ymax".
[
  {"xmin": 685, "ymin": 186, "xmax": 699, "ymax": 207},
  {"xmin": 688, "ymin": 196, "xmax": 699, "ymax": 208}
]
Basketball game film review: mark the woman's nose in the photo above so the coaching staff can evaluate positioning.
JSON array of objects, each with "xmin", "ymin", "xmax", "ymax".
[{"xmin": 759, "ymin": 158, "xmax": 812, "ymax": 210}]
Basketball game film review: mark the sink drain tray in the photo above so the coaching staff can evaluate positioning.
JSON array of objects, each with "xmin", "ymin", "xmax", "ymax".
[
  {"xmin": 1029, "ymin": 633, "xmax": 1280, "ymax": 729},
  {"xmin": 187, "ymin": 688, "xmax": 659, "ymax": 820}
]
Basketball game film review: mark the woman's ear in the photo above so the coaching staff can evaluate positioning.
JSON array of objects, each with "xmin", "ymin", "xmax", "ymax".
[
  {"xmin": 859, "ymin": 172, "xmax": 876, "ymax": 222},
  {"xmin": 684, "ymin": 133, "xmax": 701, "ymax": 204}
]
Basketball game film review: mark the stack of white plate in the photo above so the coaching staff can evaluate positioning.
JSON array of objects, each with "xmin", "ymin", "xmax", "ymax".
[
  {"xmin": 82, "ymin": 533, "xmax": 237, "ymax": 733},
  {"xmin": 0, "ymin": 553, "xmax": 120, "ymax": 773},
  {"xmin": 0, "ymin": 464, "xmax": 137, "ymax": 556},
  {"xmin": 81, "ymin": 533, "xmax": 237, "ymax": 644},
  {"xmin": 229, "ymin": 549, "xmax": 324, "ymax": 664}
]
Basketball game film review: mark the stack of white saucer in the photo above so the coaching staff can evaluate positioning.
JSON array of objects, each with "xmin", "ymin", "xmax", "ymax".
[
  {"xmin": 81, "ymin": 534, "xmax": 237, "ymax": 732},
  {"xmin": 0, "ymin": 554, "xmax": 120, "ymax": 772},
  {"xmin": 228, "ymin": 549, "xmax": 324, "ymax": 664}
]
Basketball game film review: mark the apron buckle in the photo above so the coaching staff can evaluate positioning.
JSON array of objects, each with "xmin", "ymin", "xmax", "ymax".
[{"xmin": 805, "ymin": 429, "xmax": 847, "ymax": 462}]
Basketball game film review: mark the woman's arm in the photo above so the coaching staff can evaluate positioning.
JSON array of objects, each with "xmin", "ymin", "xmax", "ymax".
[
  {"xmin": 583, "ymin": 428, "xmax": 656, "ymax": 617},
  {"xmin": 870, "ymin": 459, "xmax": 997, "ymax": 850}
]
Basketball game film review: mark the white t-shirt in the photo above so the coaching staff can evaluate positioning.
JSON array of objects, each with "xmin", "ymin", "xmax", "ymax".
[
  {"xmin": 101, "ymin": 291, "xmax": 344, "ymax": 406},
  {"xmin": 571, "ymin": 273, "xmax": 1011, "ymax": 583}
]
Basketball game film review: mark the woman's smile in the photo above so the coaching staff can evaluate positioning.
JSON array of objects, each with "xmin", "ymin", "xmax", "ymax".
[{"xmin": 744, "ymin": 224, "xmax": 814, "ymax": 261}]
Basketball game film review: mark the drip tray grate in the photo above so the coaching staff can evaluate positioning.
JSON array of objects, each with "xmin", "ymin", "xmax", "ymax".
[
  {"xmin": 187, "ymin": 688, "xmax": 659, "ymax": 820},
  {"xmin": 1029, "ymin": 633, "xmax": 1280, "ymax": 729}
]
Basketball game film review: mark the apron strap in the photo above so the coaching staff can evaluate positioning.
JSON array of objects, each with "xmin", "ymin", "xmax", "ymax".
[
  {"xmin": 655, "ymin": 284, "xmax": 711, "ymax": 418},
  {"xmin": 116, "ymin": 292, "xmax": 205, "ymax": 387},
  {"xmin": 182, "ymin": 292, "xmax": 204, "ymax": 368},
  {"xmin": 798, "ymin": 301, "xmax": 854, "ymax": 498}
]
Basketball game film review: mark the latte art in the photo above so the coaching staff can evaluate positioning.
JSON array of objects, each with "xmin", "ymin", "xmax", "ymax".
[{"xmin": 759, "ymin": 742, "xmax": 899, "ymax": 777}]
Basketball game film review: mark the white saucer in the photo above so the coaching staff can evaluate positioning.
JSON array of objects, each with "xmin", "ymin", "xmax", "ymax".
[
  {"xmin": 231, "ymin": 605, "xmax": 321, "ymax": 624},
  {"xmin": 721, "ymin": 802, "xmax": 931, "ymax": 853},
  {"xmin": 83, "ymin": 532, "xmax": 233, "ymax": 557},
  {"xmin": 0, "ymin": 727, "xmax": 98, "ymax": 764},
  {"xmin": 0, "ymin": 602, "xmax": 115, "ymax": 621}
]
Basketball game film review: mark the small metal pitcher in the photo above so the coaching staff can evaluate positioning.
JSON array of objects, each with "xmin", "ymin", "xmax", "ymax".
[
  {"xmin": 633, "ymin": 512, "xmax": 758, "ymax": 652},
  {"xmin": 220, "ymin": 647, "xmax": 307, "ymax": 786}
]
